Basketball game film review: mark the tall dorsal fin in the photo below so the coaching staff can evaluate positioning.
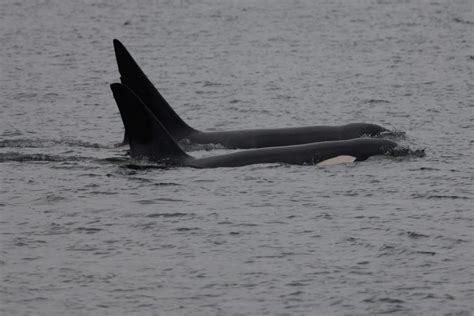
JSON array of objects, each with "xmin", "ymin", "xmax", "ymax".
[
  {"xmin": 113, "ymin": 39, "xmax": 196, "ymax": 139},
  {"xmin": 110, "ymin": 83, "xmax": 190, "ymax": 163}
]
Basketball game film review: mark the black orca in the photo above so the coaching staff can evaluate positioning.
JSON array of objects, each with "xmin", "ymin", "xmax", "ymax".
[
  {"xmin": 110, "ymin": 83, "xmax": 399, "ymax": 168},
  {"xmin": 113, "ymin": 39, "xmax": 391, "ymax": 149}
]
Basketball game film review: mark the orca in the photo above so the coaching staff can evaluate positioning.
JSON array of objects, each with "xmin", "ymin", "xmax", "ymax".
[
  {"xmin": 110, "ymin": 83, "xmax": 400, "ymax": 168},
  {"xmin": 113, "ymin": 39, "xmax": 391, "ymax": 149}
]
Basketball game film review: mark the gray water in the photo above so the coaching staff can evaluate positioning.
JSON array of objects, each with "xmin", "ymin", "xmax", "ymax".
[{"xmin": 1, "ymin": 0, "xmax": 473, "ymax": 315}]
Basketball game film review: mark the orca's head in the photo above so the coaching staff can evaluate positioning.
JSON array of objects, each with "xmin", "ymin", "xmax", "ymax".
[
  {"xmin": 350, "ymin": 138, "xmax": 399, "ymax": 161},
  {"xmin": 343, "ymin": 123, "xmax": 391, "ymax": 138}
]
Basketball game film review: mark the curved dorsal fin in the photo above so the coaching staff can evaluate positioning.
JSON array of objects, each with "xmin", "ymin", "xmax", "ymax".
[{"xmin": 113, "ymin": 39, "xmax": 196, "ymax": 139}]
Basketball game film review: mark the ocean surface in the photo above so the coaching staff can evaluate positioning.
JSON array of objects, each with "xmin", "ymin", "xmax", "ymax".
[{"xmin": 1, "ymin": 0, "xmax": 473, "ymax": 315}]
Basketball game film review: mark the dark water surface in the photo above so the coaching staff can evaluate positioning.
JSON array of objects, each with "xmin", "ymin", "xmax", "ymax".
[{"xmin": 1, "ymin": 0, "xmax": 473, "ymax": 315}]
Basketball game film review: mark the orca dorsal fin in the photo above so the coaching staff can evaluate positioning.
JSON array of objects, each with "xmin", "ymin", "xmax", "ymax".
[
  {"xmin": 110, "ymin": 83, "xmax": 190, "ymax": 163},
  {"xmin": 113, "ymin": 39, "xmax": 196, "ymax": 139}
]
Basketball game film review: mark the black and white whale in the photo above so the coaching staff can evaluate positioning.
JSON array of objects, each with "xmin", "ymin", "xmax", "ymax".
[
  {"xmin": 110, "ymin": 83, "xmax": 400, "ymax": 168},
  {"xmin": 113, "ymin": 39, "xmax": 391, "ymax": 149}
]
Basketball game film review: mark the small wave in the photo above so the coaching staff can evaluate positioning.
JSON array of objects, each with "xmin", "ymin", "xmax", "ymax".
[
  {"xmin": 121, "ymin": 163, "xmax": 169, "ymax": 170},
  {"xmin": 146, "ymin": 212, "xmax": 190, "ymax": 218},
  {"xmin": 176, "ymin": 227, "xmax": 200, "ymax": 231},
  {"xmin": 13, "ymin": 237, "xmax": 47, "ymax": 247},
  {"xmin": 428, "ymin": 195, "xmax": 470, "ymax": 200},
  {"xmin": 135, "ymin": 198, "xmax": 186, "ymax": 205},
  {"xmin": 74, "ymin": 227, "xmax": 102, "ymax": 234},
  {"xmin": 415, "ymin": 251, "xmax": 436, "ymax": 256},
  {"xmin": 387, "ymin": 146, "xmax": 425, "ymax": 158},
  {"xmin": 0, "ymin": 152, "xmax": 89, "ymax": 163},
  {"xmin": 408, "ymin": 167, "xmax": 439, "ymax": 171},
  {"xmin": 374, "ymin": 129, "xmax": 406, "ymax": 139},
  {"xmin": 406, "ymin": 231, "xmax": 429, "ymax": 239},
  {"xmin": 99, "ymin": 156, "xmax": 174, "ymax": 171},
  {"xmin": 382, "ymin": 129, "xmax": 406, "ymax": 138},
  {"xmin": 152, "ymin": 182, "xmax": 181, "ymax": 186},
  {"xmin": 179, "ymin": 139, "xmax": 225, "ymax": 151},
  {"xmin": 0, "ymin": 138, "xmax": 105, "ymax": 149},
  {"xmin": 202, "ymin": 80, "xmax": 229, "ymax": 87},
  {"xmin": 363, "ymin": 297, "xmax": 405, "ymax": 304},
  {"xmin": 453, "ymin": 17, "xmax": 474, "ymax": 25},
  {"xmin": 410, "ymin": 193, "xmax": 470, "ymax": 200},
  {"xmin": 388, "ymin": 129, "xmax": 406, "ymax": 138},
  {"xmin": 101, "ymin": 157, "xmax": 129, "ymax": 163},
  {"xmin": 365, "ymin": 99, "xmax": 391, "ymax": 104}
]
